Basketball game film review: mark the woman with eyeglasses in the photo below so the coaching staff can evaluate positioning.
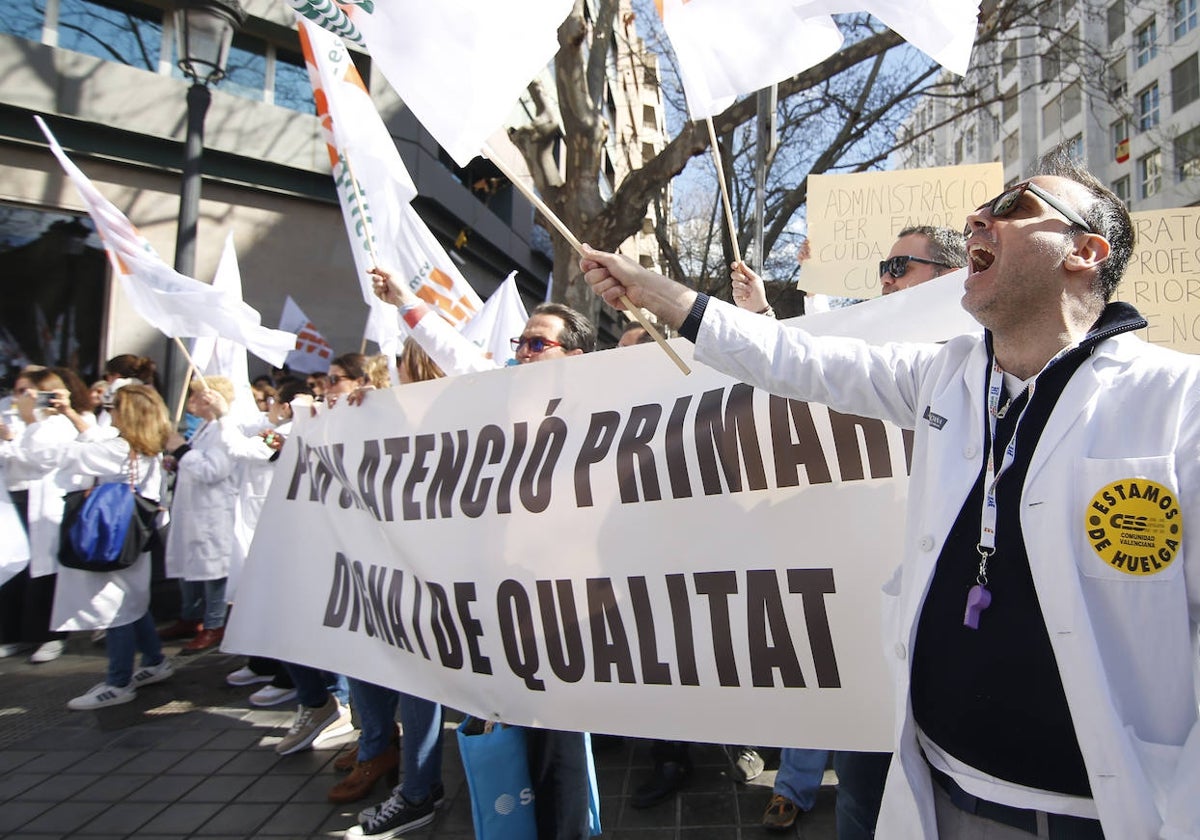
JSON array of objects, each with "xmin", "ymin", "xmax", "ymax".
[{"xmin": 324, "ymin": 354, "xmax": 371, "ymax": 406}]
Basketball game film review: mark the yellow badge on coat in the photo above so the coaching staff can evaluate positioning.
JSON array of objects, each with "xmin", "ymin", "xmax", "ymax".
[{"xmin": 1086, "ymin": 479, "xmax": 1182, "ymax": 576}]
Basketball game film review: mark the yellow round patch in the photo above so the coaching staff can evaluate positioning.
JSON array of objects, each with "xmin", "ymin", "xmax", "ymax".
[{"xmin": 1086, "ymin": 479, "xmax": 1182, "ymax": 576}]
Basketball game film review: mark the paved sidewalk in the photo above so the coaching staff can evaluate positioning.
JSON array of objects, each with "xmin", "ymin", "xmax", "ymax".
[{"xmin": 0, "ymin": 634, "xmax": 837, "ymax": 838}]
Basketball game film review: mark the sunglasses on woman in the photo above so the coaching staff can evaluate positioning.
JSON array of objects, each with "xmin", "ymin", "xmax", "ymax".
[
  {"xmin": 972, "ymin": 180, "xmax": 1095, "ymax": 234},
  {"xmin": 879, "ymin": 255, "xmax": 954, "ymax": 279},
  {"xmin": 510, "ymin": 336, "xmax": 563, "ymax": 353}
]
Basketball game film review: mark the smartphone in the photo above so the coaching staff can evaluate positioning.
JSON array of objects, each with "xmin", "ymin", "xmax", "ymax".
[{"xmin": 34, "ymin": 391, "xmax": 56, "ymax": 408}]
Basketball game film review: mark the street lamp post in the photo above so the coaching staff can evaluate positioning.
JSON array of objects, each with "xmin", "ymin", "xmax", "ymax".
[{"xmin": 166, "ymin": 0, "xmax": 244, "ymax": 407}]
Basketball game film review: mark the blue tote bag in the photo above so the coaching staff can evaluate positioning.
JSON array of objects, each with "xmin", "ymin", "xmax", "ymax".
[{"xmin": 456, "ymin": 718, "xmax": 538, "ymax": 839}]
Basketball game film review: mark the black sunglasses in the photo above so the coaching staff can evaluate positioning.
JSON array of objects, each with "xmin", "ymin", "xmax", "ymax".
[
  {"xmin": 972, "ymin": 180, "xmax": 1095, "ymax": 234},
  {"xmin": 510, "ymin": 336, "xmax": 563, "ymax": 353},
  {"xmin": 879, "ymin": 255, "xmax": 954, "ymax": 279}
]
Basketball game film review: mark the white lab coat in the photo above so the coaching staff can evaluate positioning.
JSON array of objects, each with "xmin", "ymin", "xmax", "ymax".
[
  {"xmin": 165, "ymin": 418, "xmax": 237, "ymax": 582},
  {"xmin": 693, "ymin": 299, "xmax": 1200, "ymax": 839},
  {"xmin": 225, "ymin": 417, "xmax": 288, "ymax": 599},
  {"xmin": 20, "ymin": 430, "xmax": 163, "ymax": 631},
  {"xmin": 17, "ymin": 413, "xmax": 94, "ymax": 577}
]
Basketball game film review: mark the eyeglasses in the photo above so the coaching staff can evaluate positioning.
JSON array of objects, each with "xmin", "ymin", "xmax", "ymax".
[
  {"xmin": 973, "ymin": 180, "xmax": 1095, "ymax": 234},
  {"xmin": 510, "ymin": 336, "xmax": 563, "ymax": 353},
  {"xmin": 879, "ymin": 255, "xmax": 954, "ymax": 279},
  {"xmin": 327, "ymin": 374, "xmax": 346, "ymax": 385}
]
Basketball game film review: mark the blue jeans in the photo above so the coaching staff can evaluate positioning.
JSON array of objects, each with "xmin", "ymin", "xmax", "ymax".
[
  {"xmin": 178, "ymin": 577, "xmax": 228, "ymax": 629},
  {"xmin": 284, "ymin": 663, "xmax": 348, "ymax": 707},
  {"xmin": 397, "ymin": 693, "xmax": 443, "ymax": 801},
  {"xmin": 347, "ymin": 678, "xmax": 399, "ymax": 762},
  {"xmin": 834, "ymin": 751, "xmax": 891, "ymax": 840},
  {"xmin": 525, "ymin": 728, "xmax": 591, "ymax": 840},
  {"xmin": 775, "ymin": 748, "xmax": 829, "ymax": 811},
  {"xmin": 106, "ymin": 611, "xmax": 164, "ymax": 688}
]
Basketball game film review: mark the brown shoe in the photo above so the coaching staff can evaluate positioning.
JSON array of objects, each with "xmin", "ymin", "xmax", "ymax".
[
  {"xmin": 762, "ymin": 793, "xmax": 800, "ymax": 831},
  {"xmin": 333, "ymin": 744, "xmax": 359, "ymax": 773},
  {"xmin": 158, "ymin": 619, "xmax": 201, "ymax": 641},
  {"xmin": 179, "ymin": 627, "xmax": 224, "ymax": 656},
  {"xmin": 327, "ymin": 745, "xmax": 399, "ymax": 804}
]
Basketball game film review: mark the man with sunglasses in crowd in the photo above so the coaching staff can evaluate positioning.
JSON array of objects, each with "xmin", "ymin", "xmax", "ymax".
[
  {"xmin": 579, "ymin": 144, "xmax": 1200, "ymax": 838},
  {"xmin": 879, "ymin": 226, "xmax": 967, "ymax": 295}
]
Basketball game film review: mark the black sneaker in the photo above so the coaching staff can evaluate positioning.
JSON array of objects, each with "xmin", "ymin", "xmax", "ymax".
[
  {"xmin": 357, "ymin": 782, "xmax": 444, "ymax": 823},
  {"xmin": 344, "ymin": 789, "xmax": 435, "ymax": 839}
]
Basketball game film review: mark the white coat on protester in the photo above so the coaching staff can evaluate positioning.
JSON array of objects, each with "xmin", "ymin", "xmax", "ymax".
[
  {"xmin": 693, "ymin": 298, "xmax": 1200, "ymax": 840},
  {"xmin": 165, "ymin": 418, "xmax": 237, "ymax": 582},
  {"xmin": 21, "ymin": 427, "xmax": 163, "ymax": 631},
  {"xmin": 225, "ymin": 417, "xmax": 289, "ymax": 598},
  {"xmin": 15, "ymin": 412, "xmax": 95, "ymax": 577}
]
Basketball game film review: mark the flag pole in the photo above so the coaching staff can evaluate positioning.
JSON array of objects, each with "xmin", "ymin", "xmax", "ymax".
[
  {"xmin": 705, "ymin": 117, "xmax": 742, "ymax": 265},
  {"xmin": 482, "ymin": 142, "xmax": 690, "ymax": 376}
]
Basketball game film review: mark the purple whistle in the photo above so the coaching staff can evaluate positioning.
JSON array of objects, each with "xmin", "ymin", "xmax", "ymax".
[{"xmin": 963, "ymin": 584, "xmax": 992, "ymax": 630}]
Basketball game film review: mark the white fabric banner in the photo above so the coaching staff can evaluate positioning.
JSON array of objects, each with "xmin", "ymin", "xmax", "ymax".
[
  {"xmin": 228, "ymin": 274, "xmax": 977, "ymax": 750},
  {"xmin": 35, "ymin": 118, "xmax": 297, "ymax": 366}
]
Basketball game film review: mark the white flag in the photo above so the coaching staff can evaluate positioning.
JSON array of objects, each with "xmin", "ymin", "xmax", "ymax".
[
  {"xmin": 805, "ymin": 0, "xmax": 979, "ymax": 77},
  {"xmin": 341, "ymin": 0, "xmax": 573, "ymax": 167},
  {"xmin": 658, "ymin": 0, "xmax": 844, "ymax": 119},
  {"xmin": 297, "ymin": 16, "xmax": 413, "ymax": 369},
  {"xmin": 278, "ymin": 296, "xmax": 334, "ymax": 376},
  {"xmin": 190, "ymin": 234, "xmax": 250, "ymax": 377},
  {"xmin": 35, "ymin": 117, "xmax": 297, "ymax": 367},
  {"xmin": 460, "ymin": 272, "xmax": 530, "ymax": 366},
  {"xmin": 393, "ymin": 205, "xmax": 483, "ymax": 331}
]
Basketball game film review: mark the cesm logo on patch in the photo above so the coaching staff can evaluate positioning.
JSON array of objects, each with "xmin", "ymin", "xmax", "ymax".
[
  {"xmin": 922, "ymin": 406, "xmax": 947, "ymax": 430},
  {"xmin": 1085, "ymin": 478, "xmax": 1182, "ymax": 576}
]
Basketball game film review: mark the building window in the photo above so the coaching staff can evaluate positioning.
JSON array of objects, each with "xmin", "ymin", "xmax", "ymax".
[
  {"xmin": 1174, "ymin": 0, "xmax": 1198, "ymax": 39},
  {"xmin": 1135, "ymin": 18, "xmax": 1159, "ymax": 67},
  {"xmin": 1171, "ymin": 54, "xmax": 1200, "ymax": 110},
  {"xmin": 1067, "ymin": 134, "xmax": 1084, "ymax": 160},
  {"xmin": 1174, "ymin": 125, "xmax": 1200, "ymax": 179},
  {"xmin": 642, "ymin": 104, "xmax": 656, "ymax": 129},
  {"xmin": 953, "ymin": 137, "xmax": 964, "ymax": 164},
  {"xmin": 1001, "ymin": 85, "xmax": 1018, "ymax": 122},
  {"xmin": 1001, "ymin": 41, "xmax": 1018, "ymax": 76},
  {"xmin": 274, "ymin": 47, "xmax": 315, "ymax": 114},
  {"xmin": 1139, "ymin": 149, "xmax": 1162, "ymax": 197},
  {"xmin": 1043, "ymin": 96, "xmax": 1062, "ymax": 138},
  {"xmin": 1112, "ymin": 117, "xmax": 1130, "ymax": 161},
  {"xmin": 1062, "ymin": 82, "xmax": 1082, "ymax": 120},
  {"xmin": 58, "ymin": 0, "xmax": 164, "ymax": 72},
  {"xmin": 1137, "ymin": 82, "xmax": 1160, "ymax": 130},
  {"xmin": 1112, "ymin": 175, "xmax": 1131, "ymax": 207},
  {"xmin": 1108, "ymin": 0, "xmax": 1126, "ymax": 42},
  {"xmin": 0, "ymin": 1, "xmax": 46, "ymax": 40},
  {"xmin": 965, "ymin": 125, "xmax": 977, "ymax": 157},
  {"xmin": 1108, "ymin": 55, "xmax": 1128, "ymax": 100},
  {"xmin": 1003, "ymin": 131, "xmax": 1020, "ymax": 163},
  {"xmin": 1042, "ymin": 49, "xmax": 1061, "ymax": 83}
]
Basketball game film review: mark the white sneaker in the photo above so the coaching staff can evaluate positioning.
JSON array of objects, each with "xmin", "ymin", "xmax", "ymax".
[
  {"xmin": 227, "ymin": 665, "xmax": 274, "ymax": 687},
  {"xmin": 275, "ymin": 697, "xmax": 354, "ymax": 755},
  {"xmin": 132, "ymin": 658, "xmax": 175, "ymax": 687},
  {"xmin": 29, "ymin": 639, "xmax": 65, "ymax": 663},
  {"xmin": 249, "ymin": 684, "xmax": 299, "ymax": 707},
  {"xmin": 68, "ymin": 682, "xmax": 136, "ymax": 710}
]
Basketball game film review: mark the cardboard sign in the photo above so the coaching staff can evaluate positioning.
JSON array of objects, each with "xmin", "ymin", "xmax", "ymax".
[
  {"xmin": 802, "ymin": 163, "xmax": 1003, "ymax": 297},
  {"xmin": 1119, "ymin": 208, "xmax": 1200, "ymax": 354}
]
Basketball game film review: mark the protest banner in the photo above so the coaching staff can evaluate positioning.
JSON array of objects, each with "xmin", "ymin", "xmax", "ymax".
[
  {"xmin": 1117, "ymin": 207, "xmax": 1200, "ymax": 354},
  {"xmin": 227, "ymin": 274, "xmax": 978, "ymax": 751},
  {"xmin": 803, "ymin": 163, "xmax": 1003, "ymax": 298}
]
